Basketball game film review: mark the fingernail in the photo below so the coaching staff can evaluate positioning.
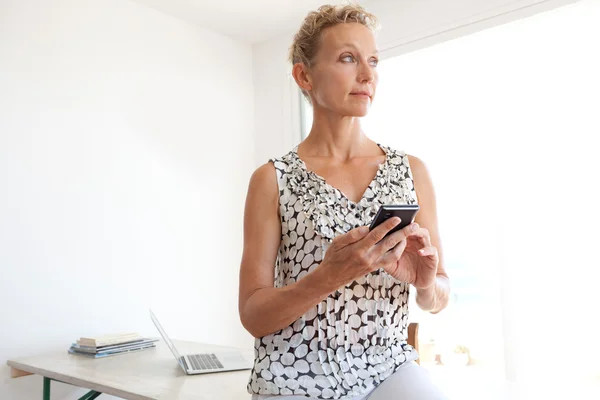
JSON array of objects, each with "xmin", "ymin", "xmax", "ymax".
[{"xmin": 412, "ymin": 223, "xmax": 419, "ymax": 231}]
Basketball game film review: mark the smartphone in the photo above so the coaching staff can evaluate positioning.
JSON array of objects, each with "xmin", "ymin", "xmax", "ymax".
[{"xmin": 368, "ymin": 204, "xmax": 420, "ymax": 238}]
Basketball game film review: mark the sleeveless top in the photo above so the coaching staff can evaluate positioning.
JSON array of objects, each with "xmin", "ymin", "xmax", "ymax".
[{"xmin": 246, "ymin": 144, "xmax": 420, "ymax": 399}]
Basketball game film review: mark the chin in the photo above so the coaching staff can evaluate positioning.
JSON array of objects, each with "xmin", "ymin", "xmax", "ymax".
[
  {"xmin": 345, "ymin": 106, "xmax": 370, "ymax": 117},
  {"xmin": 327, "ymin": 102, "xmax": 370, "ymax": 117}
]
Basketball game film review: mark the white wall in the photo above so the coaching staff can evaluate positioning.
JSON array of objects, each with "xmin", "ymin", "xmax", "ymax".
[
  {"xmin": 252, "ymin": 35, "xmax": 296, "ymax": 166},
  {"xmin": 0, "ymin": 0, "xmax": 255, "ymax": 399}
]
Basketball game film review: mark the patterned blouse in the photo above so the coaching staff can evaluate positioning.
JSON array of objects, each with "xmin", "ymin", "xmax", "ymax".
[{"xmin": 247, "ymin": 144, "xmax": 420, "ymax": 399}]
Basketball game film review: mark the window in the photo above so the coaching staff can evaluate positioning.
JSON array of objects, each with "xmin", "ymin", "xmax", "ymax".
[
  {"xmin": 300, "ymin": 91, "xmax": 312, "ymax": 140},
  {"xmin": 361, "ymin": 0, "xmax": 600, "ymax": 395}
]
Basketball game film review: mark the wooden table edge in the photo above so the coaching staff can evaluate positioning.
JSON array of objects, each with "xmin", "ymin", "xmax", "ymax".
[{"xmin": 6, "ymin": 359, "xmax": 152, "ymax": 400}]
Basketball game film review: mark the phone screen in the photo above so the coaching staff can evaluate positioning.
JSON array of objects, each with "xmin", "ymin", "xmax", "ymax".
[{"xmin": 369, "ymin": 204, "xmax": 420, "ymax": 237}]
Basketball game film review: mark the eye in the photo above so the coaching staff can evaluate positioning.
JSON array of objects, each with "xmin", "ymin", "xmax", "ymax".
[
  {"xmin": 369, "ymin": 58, "xmax": 379, "ymax": 67},
  {"xmin": 341, "ymin": 54, "xmax": 355, "ymax": 63}
]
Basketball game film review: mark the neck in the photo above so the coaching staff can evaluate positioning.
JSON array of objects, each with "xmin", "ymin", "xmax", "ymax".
[{"xmin": 302, "ymin": 110, "xmax": 369, "ymax": 161}]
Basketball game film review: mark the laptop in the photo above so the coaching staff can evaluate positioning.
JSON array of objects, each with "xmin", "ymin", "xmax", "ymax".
[{"xmin": 150, "ymin": 309, "xmax": 253, "ymax": 374}]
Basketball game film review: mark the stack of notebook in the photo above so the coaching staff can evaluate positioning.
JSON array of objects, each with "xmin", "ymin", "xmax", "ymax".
[{"xmin": 69, "ymin": 332, "xmax": 158, "ymax": 358}]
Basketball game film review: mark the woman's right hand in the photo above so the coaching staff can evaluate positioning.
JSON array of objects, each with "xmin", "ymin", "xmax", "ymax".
[{"xmin": 319, "ymin": 217, "xmax": 414, "ymax": 288}]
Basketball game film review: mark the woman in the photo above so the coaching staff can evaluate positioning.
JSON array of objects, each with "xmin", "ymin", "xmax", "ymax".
[{"xmin": 239, "ymin": 4, "xmax": 450, "ymax": 399}]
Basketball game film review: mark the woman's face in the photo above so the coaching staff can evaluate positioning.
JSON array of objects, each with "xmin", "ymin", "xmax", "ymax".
[{"xmin": 308, "ymin": 23, "xmax": 379, "ymax": 117}]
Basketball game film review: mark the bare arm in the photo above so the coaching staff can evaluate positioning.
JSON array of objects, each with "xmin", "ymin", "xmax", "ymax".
[
  {"xmin": 408, "ymin": 155, "xmax": 451, "ymax": 314},
  {"xmin": 238, "ymin": 163, "xmax": 339, "ymax": 338}
]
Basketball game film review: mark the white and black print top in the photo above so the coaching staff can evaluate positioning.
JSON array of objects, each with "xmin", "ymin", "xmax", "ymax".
[{"xmin": 247, "ymin": 144, "xmax": 420, "ymax": 399}]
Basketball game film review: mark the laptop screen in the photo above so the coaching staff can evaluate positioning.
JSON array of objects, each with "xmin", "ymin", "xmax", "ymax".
[{"xmin": 150, "ymin": 309, "xmax": 184, "ymax": 367}]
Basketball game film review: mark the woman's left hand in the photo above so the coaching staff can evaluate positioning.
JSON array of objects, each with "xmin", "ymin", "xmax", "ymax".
[{"xmin": 383, "ymin": 223, "xmax": 439, "ymax": 289}]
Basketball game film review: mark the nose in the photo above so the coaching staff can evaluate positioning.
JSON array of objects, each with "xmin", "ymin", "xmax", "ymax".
[{"xmin": 357, "ymin": 58, "xmax": 375, "ymax": 84}]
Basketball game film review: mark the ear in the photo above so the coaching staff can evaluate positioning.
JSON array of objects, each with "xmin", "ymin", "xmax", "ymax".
[{"xmin": 292, "ymin": 63, "xmax": 313, "ymax": 93}]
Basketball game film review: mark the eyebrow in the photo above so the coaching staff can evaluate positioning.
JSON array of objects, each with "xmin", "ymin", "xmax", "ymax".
[{"xmin": 338, "ymin": 43, "xmax": 379, "ymax": 54}]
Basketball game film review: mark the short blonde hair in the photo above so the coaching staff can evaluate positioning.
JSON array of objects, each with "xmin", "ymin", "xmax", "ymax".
[{"xmin": 289, "ymin": 3, "xmax": 380, "ymax": 103}]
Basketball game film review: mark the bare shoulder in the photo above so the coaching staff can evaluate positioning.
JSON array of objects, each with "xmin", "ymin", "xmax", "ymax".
[
  {"xmin": 406, "ymin": 154, "xmax": 435, "ymax": 198},
  {"xmin": 248, "ymin": 162, "xmax": 277, "ymax": 191},
  {"xmin": 406, "ymin": 154, "xmax": 429, "ymax": 179},
  {"xmin": 405, "ymin": 154, "xmax": 437, "ymax": 228},
  {"xmin": 245, "ymin": 162, "xmax": 279, "ymax": 207}
]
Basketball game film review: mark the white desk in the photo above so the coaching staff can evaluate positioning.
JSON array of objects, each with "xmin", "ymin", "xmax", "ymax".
[{"xmin": 7, "ymin": 340, "xmax": 254, "ymax": 400}]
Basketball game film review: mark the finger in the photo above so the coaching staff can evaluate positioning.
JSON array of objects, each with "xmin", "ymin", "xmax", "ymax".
[
  {"xmin": 391, "ymin": 238, "xmax": 407, "ymax": 258},
  {"xmin": 373, "ymin": 227, "xmax": 408, "ymax": 257},
  {"xmin": 333, "ymin": 225, "xmax": 371, "ymax": 247},
  {"xmin": 373, "ymin": 239, "xmax": 406, "ymax": 270},
  {"xmin": 407, "ymin": 224, "xmax": 431, "ymax": 246},
  {"xmin": 418, "ymin": 246, "xmax": 438, "ymax": 258},
  {"xmin": 363, "ymin": 217, "xmax": 402, "ymax": 248}
]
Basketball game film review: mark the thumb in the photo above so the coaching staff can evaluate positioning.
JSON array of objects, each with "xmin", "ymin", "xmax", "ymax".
[{"xmin": 333, "ymin": 225, "xmax": 370, "ymax": 247}]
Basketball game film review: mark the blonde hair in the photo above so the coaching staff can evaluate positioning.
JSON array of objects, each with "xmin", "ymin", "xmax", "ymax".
[{"xmin": 289, "ymin": 3, "xmax": 380, "ymax": 103}]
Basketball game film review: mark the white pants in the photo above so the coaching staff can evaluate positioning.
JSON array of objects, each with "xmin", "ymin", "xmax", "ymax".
[{"xmin": 251, "ymin": 361, "xmax": 448, "ymax": 400}]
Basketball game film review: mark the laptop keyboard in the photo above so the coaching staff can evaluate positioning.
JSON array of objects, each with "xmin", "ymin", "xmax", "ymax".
[{"xmin": 187, "ymin": 353, "xmax": 224, "ymax": 370}]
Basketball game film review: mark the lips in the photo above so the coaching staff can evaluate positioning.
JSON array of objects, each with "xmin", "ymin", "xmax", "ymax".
[{"xmin": 350, "ymin": 91, "xmax": 371, "ymax": 96}]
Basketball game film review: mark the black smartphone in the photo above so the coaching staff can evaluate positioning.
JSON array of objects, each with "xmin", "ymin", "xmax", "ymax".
[{"xmin": 368, "ymin": 204, "xmax": 420, "ymax": 238}]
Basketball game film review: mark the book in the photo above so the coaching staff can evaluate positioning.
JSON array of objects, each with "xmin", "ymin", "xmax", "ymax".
[
  {"xmin": 77, "ymin": 332, "xmax": 143, "ymax": 347},
  {"xmin": 70, "ymin": 338, "xmax": 159, "ymax": 354},
  {"xmin": 68, "ymin": 343, "xmax": 156, "ymax": 359}
]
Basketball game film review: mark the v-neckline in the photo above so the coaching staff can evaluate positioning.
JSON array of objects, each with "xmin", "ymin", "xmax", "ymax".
[{"xmin": 292, "ymin": 143, "xmax": 388, "ymax": 206}]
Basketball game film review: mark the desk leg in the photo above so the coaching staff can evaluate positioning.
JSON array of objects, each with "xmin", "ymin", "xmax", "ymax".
[
  {"xmin": 79, "ymin": 390, "xmax": 102, "ymax": 400},
  {"xmin": 79, "ymin": 392, "xmax": 102, "ymax": 400},
  {"xmin": 43, "ymin": 377, "xmax": 51, "ymax": 400},
  {"xmin": 42, "ymin": 377, "xmax": 102, "ymax": 400}
]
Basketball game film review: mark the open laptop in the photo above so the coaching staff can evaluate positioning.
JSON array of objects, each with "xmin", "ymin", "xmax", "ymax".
[{"xmin": 150, "ymin": 309, "xmax": 253, "ymax": 374}]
